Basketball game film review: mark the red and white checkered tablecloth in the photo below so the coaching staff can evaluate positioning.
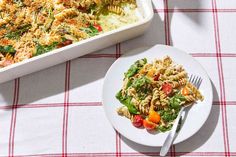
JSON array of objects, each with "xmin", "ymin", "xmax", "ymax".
[{"xmin": 0, "ymin": 0, "xmax": 236, "ymax": 157}]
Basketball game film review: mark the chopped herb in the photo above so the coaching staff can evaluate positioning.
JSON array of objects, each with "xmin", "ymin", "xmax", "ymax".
[
  {"xmin": 44, "ymin": 8, "xmax": 54, "ymax": 32},
  {"xmin": 80, "ymin": 25, "xmax": 99, "ymax": 37},
  {"xmin": 34, "ymin": 42, "xmax": 58, "ymax": 56},
  {"xmin": 0, "ymin": 45, "xmax": 16, "ymax": 55},
  {"xmin": 5, "ymin": 24, "xmax": 31, "ymax": 39}
]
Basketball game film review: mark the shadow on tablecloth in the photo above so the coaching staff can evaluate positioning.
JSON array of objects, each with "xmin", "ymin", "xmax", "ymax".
[{"xmin": 0, "ymin": 57, "xmax": 112, "ymax": 105}]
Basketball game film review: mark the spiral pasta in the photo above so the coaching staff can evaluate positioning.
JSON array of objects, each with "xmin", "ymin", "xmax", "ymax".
[
  {"xmin": 0, "ymin": 0, "xmax": 140, "ymax": 68},
  {"xmin": 170, "ymin": 71, "xmax": 187, "ymax": 81},
  {"xmin": 107, "ymin": 5, "xmax": 124, "ymax": 15},
  {"xmin": 170, "ymin": 78, "xmax": 187, "ymax": 88},
  {"xmin": 117, "ymin": 106, "xmax": 133, "ymax": 119},
  {"xmin": 116, "ymin": 56, "xmax": 204, "ymax": 132},
  {"xmin": 139, "ymin": 95, "xmax": 151, "ymax": 115},
  {"xmin": 159, "ymin": 90, "xmax": 168, "ymax": 106}
]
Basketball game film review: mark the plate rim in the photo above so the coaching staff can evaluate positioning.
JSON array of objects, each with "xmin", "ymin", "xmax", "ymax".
[{"xmin": 102, "ymin": 44, "xmax": 213, "ymax": 147}]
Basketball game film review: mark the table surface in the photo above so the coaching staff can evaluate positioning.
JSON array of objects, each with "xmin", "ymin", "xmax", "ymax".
[{"xmin": 0, "ymin": 0, "xmax": 235, "ymax": 157}]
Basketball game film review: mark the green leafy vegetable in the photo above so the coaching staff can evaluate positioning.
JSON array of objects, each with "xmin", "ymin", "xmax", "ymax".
[
  {"xmin": 0, "ymin": 45, "xmax": 16, "ymax": 55},
  {"xmin": 132, "ymin": 76, "xmax": 150, "ymax": 91},
  {"xmin": 34, "ymin": 42, "xmax": 58, "ymax": 56},
  {"xmin": 169, "ymin": 93, "xmax": 186, "ymax": 109},
  {"xmin": 80, "ymin": 25, "xmax": 99, "ymax": 37},
  {"xmin": 158, "ymin": 108, "xmax": 179, "ymax": 122},
  {"xmin": 88, "ymin": 4, "xmax": 97, "ymax": 14},
  {"xmin": 158, "ymin": 124, "xmax": 173, "ymax": 132},
  {"xmin": 116, "ymin": 90, "xmax": 139, "ymax": 114},
  {"xmin": 125, "ymin": 79, "xmax": 133, "ymax": 89},
  {"xmin": 44, "ymin": 7, "xmax": 55, "ymax": 32},
  {"xmin": 0, "ymin": 24, "xmax": 6, "ymax": 29},
  {"xmin": 5, "ymin": 24, "xmax": 31, "ymax": 39},
  {"xmin": 131, "ymin": 76, "xmax": 151, "ymax": 99},
  {"xmin": 61, "ymin": 37, "xmax": 67, "ymax": 42},
  {"xmin": 124, "ymin": 58, "xmax": 147, "ymax": 78}
]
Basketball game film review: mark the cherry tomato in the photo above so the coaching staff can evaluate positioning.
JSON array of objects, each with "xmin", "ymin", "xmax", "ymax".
[
  {"xmin": 57, "ymin": 39, "xmax": 73, "ymax": 48},
  {"xmin": 93, "ymin": 24, "xmax": 103, "ymax": 32},
  {"xmin": 143, "ymin": 119, "xmax": 157, "ymax": 130},
  {"xmin": 153, "ymin": 73, "xmax": 160, "ymax": 81},
  {"xmin": 162, "ymin": 83, "xmax": 173, "ymax": 95},
  {"xmin": 148, "ymin": 110, "xmax": 161, "ymax": 124},
  {"xmin": 77, "ymin": 6, "xmax": 87, "ymax": 13},
  {"xmin": 181, "ymin": 86, "xmax": 190, "ymax": 96},
  {"xmin": 132, "ymin": 115, "xmax": 143, "ymax": 128}
]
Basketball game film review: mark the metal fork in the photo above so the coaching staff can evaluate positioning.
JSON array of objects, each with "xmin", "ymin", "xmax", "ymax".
[{"xmin": 160, "ymin": 75, "xmax": 202, "ymax": 156}]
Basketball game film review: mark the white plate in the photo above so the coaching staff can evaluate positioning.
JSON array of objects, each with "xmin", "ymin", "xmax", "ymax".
[{"xmin": 102, "ymin": 45, "xmax": 213, "ymax": 147}]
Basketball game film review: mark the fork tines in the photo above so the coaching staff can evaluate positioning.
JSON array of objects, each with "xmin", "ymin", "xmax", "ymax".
[{"xmin": 189, "ymin": 75, "xmax": 202, "ymax": 89}]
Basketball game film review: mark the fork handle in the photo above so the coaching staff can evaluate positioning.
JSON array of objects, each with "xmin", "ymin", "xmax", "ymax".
[{"xmin": 160, "ymin": 107, "xmax": 185, "ymax": 156}]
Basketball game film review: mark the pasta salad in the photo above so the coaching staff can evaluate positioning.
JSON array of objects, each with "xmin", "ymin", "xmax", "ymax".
[
  {"xmin": 0, "ymin": 0, "xmax": 140, "ymax": 68},
  {"xmin": 116, "ymin": 56, "xmax": 204, "ymax": 132}
]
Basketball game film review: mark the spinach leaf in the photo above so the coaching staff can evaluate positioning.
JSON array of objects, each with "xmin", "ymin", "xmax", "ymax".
[
  {"xmin": 80, "ymin": 25, "xmax": 99, "ymax": 37},
  {"xmin": 44, "ymin": 8, "xmax": 54, "ymax": 31},
  {"xmin": 0, "ymin": 45, "xmax": 16, "ymax": 55},
  {"xmin": 124, "ymin": 58, "xmax": 147, "ymax": 78},
  {"xmin": 116, "ymin": 90, "xmax": 139, "ymax": 114},
  {"xmin": 158, "ymin": 107, "xmax": 180, "ymax": 122},
  {"xmin": 132, "ymin": 76, "xmax": 151, "ymax": 100},
  {"xmin": 125, "ymin": 79, "xmax": 133, "ymax": 89},
  {"xmin": 169, "ymin": 93, "xmax": 186, "ymax": 109},
  {"xmin": 132, "ymin": 76, "xmax": 150, "ymax": 91},
  {"xmin": 158, "ymin": 124, "xmax": 173, "ymax": 132},
  {"xmin": 34, "ymin": 42, "xmax": 58, "ymax": 56},
  {"xmin": 5, "ymin": 24, "xmax": 31, "ymax": 39}
]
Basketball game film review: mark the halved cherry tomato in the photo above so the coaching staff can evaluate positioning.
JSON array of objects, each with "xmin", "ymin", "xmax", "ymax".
[
  {"xmin": 132, "ymin": 115, "xmax": 143, "ymax": 128},
  {"xmin": 77, "ymin": 6, "xmax": 87, "ymax": 13},
  {"xmin": 153, "ymin": 73, "xmax": 160, "ymax": 81},
  {"xmin": 148, "ymin": 110, "xmax": 161, "ymax": 124},
  {"xmin": 181, "ymin": 86, "xmax": 189, "ymax": 96},
  {"xmin": 93, "ymin": 24, "xmax": 103, "ymax": 32},
  {"xmin": 162, "ymin": 83, "xmax": 173, "ymax": 95},
  {"xmin": 143, "ymin": 119, "xmax": 157, "ymax": 130},
  {"xmin": 57, "ymin": 39, "xmax": 73, "ymax": 48}
]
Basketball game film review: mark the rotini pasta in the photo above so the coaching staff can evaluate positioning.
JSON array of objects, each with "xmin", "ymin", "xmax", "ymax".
[
  {"xmin": 116, "ymin": 56, "xmax": 204, "ymax": 132},
  {"xmin": 0, "ymin": 0, "xmax": 140, "ymax": 68},
  {"xmin": 107, "ymin": 5, "xmax": 124, "ymax": 15}
]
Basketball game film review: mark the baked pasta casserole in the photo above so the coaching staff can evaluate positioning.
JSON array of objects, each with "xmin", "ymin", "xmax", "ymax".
[{"xmin": 0, "ymin": 0, "xmax": 140, "ymax": 68}]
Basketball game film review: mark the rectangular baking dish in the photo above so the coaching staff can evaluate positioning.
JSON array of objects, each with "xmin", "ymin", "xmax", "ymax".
[{"xmin": 0, "ymin": 0, "xmax": 154, "ymax": 84}]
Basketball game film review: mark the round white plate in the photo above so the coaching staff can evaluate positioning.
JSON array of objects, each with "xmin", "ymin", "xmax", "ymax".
[{"xmin": 102, "ymin": 45, "xmax": 213, "ymax": 147}]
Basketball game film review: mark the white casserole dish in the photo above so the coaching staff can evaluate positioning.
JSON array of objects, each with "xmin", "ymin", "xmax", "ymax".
[{"xmin": 0, "ymin": 0, "xmax": 154, "ymax": 84}]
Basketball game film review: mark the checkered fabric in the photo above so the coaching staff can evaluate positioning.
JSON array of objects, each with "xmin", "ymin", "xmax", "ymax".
[{"xmin": 0, "ymin": 0, "xmax": 236, "ymax": 156}]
